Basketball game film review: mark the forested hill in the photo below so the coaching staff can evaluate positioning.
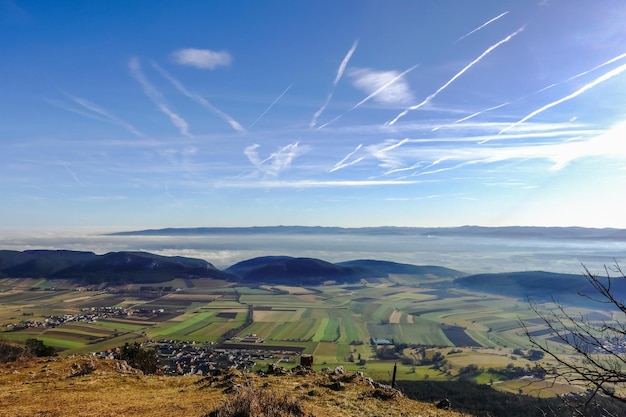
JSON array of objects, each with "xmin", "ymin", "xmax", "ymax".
[
  {"xmin": 0, "ymin": 250, "xmax": 231, "ymax": 284},
  {"xmin": 0, "ymin": 249, "xmax": 608, "ymax": 307},
  {"xmin": 225, "ymin": 257, "xmax": 465, "ymax": 285},
  {"xmin": 454, "ymin": 270, "xmax": 626, "ymax": 306},
  {"xmin": 0, "ymin": 250, "xmax": 464, "ymax": 286}
]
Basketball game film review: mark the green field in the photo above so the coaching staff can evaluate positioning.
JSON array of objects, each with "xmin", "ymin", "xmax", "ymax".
[{"xmin": 0, "ymin": 275, "xmax": 608, "ymax": 394}]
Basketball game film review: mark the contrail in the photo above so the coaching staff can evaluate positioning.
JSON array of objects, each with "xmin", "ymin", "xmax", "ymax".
[
  {"xmin": 317, "ymin": 64, "xmax": 419, "ymax": 130},
  {"xmin": 334, "ymin": 40, "xmax": 359, "ymax": 86},
  {"xmin": 387, "ymin": 27, "xmax": 524, "ymax": 126},
  {"xmin": 349, "ymin": 64, "xmax": 419, "ymax": 112},
  {"xmin": 454, "ymin": 52, "xmax": 626, "ymax": 127},
  {"xmin": 245, "ymin": 141, "xmax": 303, "ymax": 175},
  {"xmin": 310, "ymin": 39, "xmax": 359, "ymax": 128},
  {"xmin": 533, "ymin": 52, "xmax": 626, "ymax": 96},
  {"xmin": 329, "ymin": 144, "xmax": 364, "ymax": 172},
  {"xmin": 45, "ymin": 98, "xmax": 110, "ymax": 123},
  {"xmin": 129, "ymin": 57, "xmax": 191, "ymax": 136},
  {"xmin": 454, "ymin": 11, "xmax": 509, "ymax": 43},
  {"xmin": 69, "ymin": 95, "xmax": 145, "ymax": 138},
  {"xmin": 249, "ymin": 84, "xmax": 292, "ymax": 129},
  {"xmin": 455, "ymin": 102, "xmax": 510, "ymax": 123},
  {"xmin": 500, "ymin": 60, "xmax": 626, "ymax": 135},
  {"xmin": 61, "ymin": 163, "xmax": 84, "ymax": 187},
  {"xmin": 151, "ymin": 61, "xmax": 245, "ymax": 133}
]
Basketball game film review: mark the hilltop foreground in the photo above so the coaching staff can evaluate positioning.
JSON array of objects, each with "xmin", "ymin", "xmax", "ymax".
[{"xmin": 0, "ymin": 356, "xmax": 467, "ymax": 417}]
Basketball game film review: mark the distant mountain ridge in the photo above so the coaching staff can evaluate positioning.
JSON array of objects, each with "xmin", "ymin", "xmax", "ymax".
[
  {"xmin": 107, "ymin": 225, "xmax": 626, "ymax": 240},
  {"xmin": 0, "ymin": 249, "xmax": 609, "ymax": 307}
]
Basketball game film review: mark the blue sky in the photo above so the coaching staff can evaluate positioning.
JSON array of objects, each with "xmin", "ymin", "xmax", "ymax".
[{"xmin": 3, "ymin": 0, "xmax": 626, "ymax": 230}]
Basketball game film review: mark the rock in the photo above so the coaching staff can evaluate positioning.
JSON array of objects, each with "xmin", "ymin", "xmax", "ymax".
[
  {"xmin": 372, "ymin": 387, "xmax": 401, "ymax": 401},
  {"xmin": 329, "ymin": 381, "xmax": 345, "ymax": 391},
  {"xmin": 436, "ymin": 398, "xmax": 451, "ymax": 409},
  {"xmin": 266, "ymin": 363, "xmax": 287, "ymax": 375},
  {"xmin": 333, "ymin": 366, "xmax": 345, "ymax": 375}
]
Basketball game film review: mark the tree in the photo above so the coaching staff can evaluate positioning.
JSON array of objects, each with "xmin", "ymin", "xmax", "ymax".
[
  {"xmin": 119, "ymin": 342, "xmax": 158, "ymax": 374},
  {"xmin": 522, "ymin": 263, "xmax": 626, "ymax": 413},
  {"xmin": 25, "ymin": 338, "xmax": 56, "ymax": 357}
]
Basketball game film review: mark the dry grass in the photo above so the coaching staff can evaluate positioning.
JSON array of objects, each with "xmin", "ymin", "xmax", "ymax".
[
  {"xmin": 0, "ymin": 356, "xmax": 471, "ymax": 417},
  {"xmin": 205, "ymin": 386, "xmax": 312, "ymax": 417}
]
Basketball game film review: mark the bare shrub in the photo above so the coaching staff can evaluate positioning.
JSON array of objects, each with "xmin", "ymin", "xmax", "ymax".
[
  {"xmin": 69, "ymin": 360, "xmax": 96, "ymax": 377},
  {"xmin": 206, "ymin": 386, "xmax": 312, "ymax": 417},
  {"xmin": 0, "ymin": 340, "xmax": 30, "ymax": 363},
  {"xmin": 524, "ymin": 263, "xmax": 626, "ymax": 414}
]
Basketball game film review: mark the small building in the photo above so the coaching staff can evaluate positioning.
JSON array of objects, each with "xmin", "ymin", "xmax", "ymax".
[
  {"xmin": 240, "ymin": 335, "xmax": 264, "ymax": 343},
  {"xmin": 300, "ymin": 354, "xmax": 313, "ymax": 367}
]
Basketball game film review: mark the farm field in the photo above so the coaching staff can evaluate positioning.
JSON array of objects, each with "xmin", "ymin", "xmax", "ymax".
[{"xmin": 0, "ymin": 275, "xmax": 606, "ymax": 394}]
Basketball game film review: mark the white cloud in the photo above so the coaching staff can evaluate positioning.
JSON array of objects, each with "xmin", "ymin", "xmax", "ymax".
[
  {"xmin": 244, "ymin": 141, "xmax": 308, "ymax": 176},
  {"xmin": 170, "ymin": 48, "xmax": 232, "ymax": 69},
  {"xmin": 364, "ymin": 119, "xmax": 626, "ymax": 175},
  {"xmin": 349, "ymin": 68, "xmax": 414, "ymax": 105}
]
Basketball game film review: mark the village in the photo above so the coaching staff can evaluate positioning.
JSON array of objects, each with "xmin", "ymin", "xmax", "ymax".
[
  {"xmin": 4, "ymin": 306, "xmax": 165, "ymax": 332},
  {"xmin": 93, "ymin": 339, "xmax": 307, "ymax": 376}
]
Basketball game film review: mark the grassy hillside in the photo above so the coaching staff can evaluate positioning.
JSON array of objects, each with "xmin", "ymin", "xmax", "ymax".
[{"xmin": 0, "ymin": 355, "xmax": 467, "ymax": 417}]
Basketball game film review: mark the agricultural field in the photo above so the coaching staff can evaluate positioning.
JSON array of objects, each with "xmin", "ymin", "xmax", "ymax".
[{"xmin": 0, "ymin": 274, "xmax": 608, "ymax": 395}]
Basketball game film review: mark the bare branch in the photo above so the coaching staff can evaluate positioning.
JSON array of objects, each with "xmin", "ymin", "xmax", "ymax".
[{"xmin": 523, "ymin": 262, "xmax": 626, "ymax": 413}]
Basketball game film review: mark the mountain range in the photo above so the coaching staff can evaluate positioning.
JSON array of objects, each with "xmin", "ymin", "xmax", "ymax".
[
  {"xmin": 0, "ymin": 249, "xmax": 609, "ymax": 306},
  {"xmin": 107, "ymin": 225, "xmax": 626, "ymax": 240}
]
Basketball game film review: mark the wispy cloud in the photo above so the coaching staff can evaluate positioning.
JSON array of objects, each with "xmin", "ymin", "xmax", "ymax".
[
  {"xmin": 83, "ymin": 195, "xmax": 128, "ymax": 201},
  {"xmin": 500, "ymin": 58, "xmax": 626, "ymax": 134},
  {"xmin": 454, "ymin": 11, "xmax": 509, "ymax": 43},
  {"xmin": 61, "ymin": 162, "xmax": 84, "ymax": 186},
  {"xmin": 216, "ymin": 179, "xmax": 420, "ymax": 188},
  {"xmin": 366, "ymin": 138, "xmax": 411, "ymax": 170},
  {"xmin": 317, "ymin": 64, "xmax": 419, "ymax": 130},
  {"xmin": 455, "ymin": 102, "xmax": 511, "ymax": 124},
  {"xmin": 68, "ymin": 95, "xmax": 145, "ymax": 138},
  {"xmin": 387, "ymin": 27, "xmax": 524, "ymax": 126},
  {"xmin": 329, "ymin": 144, "xmax": 364, "ymax": 173},
  {"xmin": 151, "ymin": 61, "xmax": 245, "ymax": 133},
  {"xmin": 451, "ymin": 52, "xmax": 626, "ymax": 129},
  {"xmin": 366, "ymin": 119, "xmax": 626, "ymax": 176},
  {"xmin": 334, "ymin": 40, "xmax": 359, "ymax": 86},
  {"xmin": 129, "ymin": 57, "xmax": 191, "ymax": 136},
  {"xmin": 45, "ymin": 98, "xmax": 110, "ymax": 123},
  {"xmin": 310, "ymin": 40, "xmax": 358, "ymax": 128},
  {"xmin": 382, "ymin": 162, "xmax": 424, "ymax": 176},
  {"xmin": 47, "ymin": 95, "xmax": 145, "ymax": 138},
  {"xmin": 170, "ymin": 48, "xmax": 231, "ymax": 69},
  {"xmin": 348, "ymin": 67, "xmax": 416, "ymax": 105},
  {"xmin": 244, "ymin": 141, "xmax": 307, "ymax": 175},
  {"xmin": 249, "ymin": 84, "xmax": 292, "ymax": 129}
]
